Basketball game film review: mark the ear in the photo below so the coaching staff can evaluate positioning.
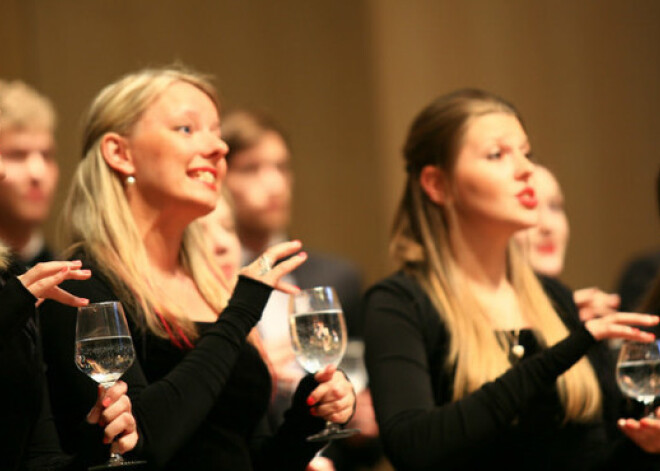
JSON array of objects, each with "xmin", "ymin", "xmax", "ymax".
[
  {"xmin": 100, "ymin": 132, "xmax": 135, "ymax": 177},
  {"xmin": 419, "ymin": 164, "xmax": 449, "ymax": 205}
]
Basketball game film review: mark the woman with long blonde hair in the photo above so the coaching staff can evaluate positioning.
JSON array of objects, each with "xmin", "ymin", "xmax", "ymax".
[
  {"xmin": 39, "ymin": 66, "xmax": 355, "ymax": 470},
  {"xmin": 363, "ymin": 89, "xmax": 660, "ymax": 470}
]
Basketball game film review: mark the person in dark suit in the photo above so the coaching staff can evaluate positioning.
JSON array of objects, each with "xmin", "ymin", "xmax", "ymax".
[
  {"xmin": 222, "ymin": 108, "xmax": 386, "ymax": 471},
  {"xmin": 0, "ymin": 80, "xmax": 60, "ymax": 267}
]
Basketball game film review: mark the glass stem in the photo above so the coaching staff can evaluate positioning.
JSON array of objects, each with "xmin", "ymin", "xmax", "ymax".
[{"xmin": 643, "ymin": 398, "xmax": 656, "ymax": 418}]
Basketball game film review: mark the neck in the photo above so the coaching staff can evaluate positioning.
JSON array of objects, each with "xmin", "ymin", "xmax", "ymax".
[
  {"xmin": 449, "ymin": 218, "xmax": 512, "ymax": 289},
  {"xmin": 129, "ymin": 204, "xmax": 186, "ymax": 275}
]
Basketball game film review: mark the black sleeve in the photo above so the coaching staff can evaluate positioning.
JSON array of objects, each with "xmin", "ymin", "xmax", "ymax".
[
  {"xmin": 251, "ymin": 374, "xmax": 327, "ymax": 471},
  {"xmin": 0, "ymin": 276, "xmax": 36, "ymax": 345},
  {"xmin": 40, "ymin": 274, "xmax": 272, "ymax": 469},
  {"xmin": 363, "ymin": 279, "xmax": 596, "ymax": 470}
]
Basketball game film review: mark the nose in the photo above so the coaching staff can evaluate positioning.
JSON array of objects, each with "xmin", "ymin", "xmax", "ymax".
[
  {"xmin": 201, "ymin": 133, "xmax": 229, "ymax": 180},
  {"xmin": 514, "ymin": 152, "xmax": 534, "ymax": 182},
  {"xmin": 26, "ymin": 152, "xmax": 48, "ymax": 181},
  {"xmin": 201, "ymin": 132, "xmax": 229, "ymax": 160},
  {"xmin": 261, "ymin": 164, "xmax": 288, "ymax": 195}
]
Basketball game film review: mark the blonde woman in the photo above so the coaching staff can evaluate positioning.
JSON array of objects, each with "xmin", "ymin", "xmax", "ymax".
[
  {"xmin": 363, "ymin": 89, "xmax": 660, "ymax": 470},
  {"xmin": 39, "ymin": 67, "xmax": 355, "ymax": 470},
  {"xmin": 0, "ymin": 148, "xmax": 137, "ymax": 469}
]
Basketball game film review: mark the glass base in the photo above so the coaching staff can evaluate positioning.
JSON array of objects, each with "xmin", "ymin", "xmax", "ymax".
[
  {"xmin": 306, "ymin": 427, "xmax": 360, "ymax": 443},
  {"xmin": 88, "ymin": 459, "xmax": 147, "ymax": 470}
]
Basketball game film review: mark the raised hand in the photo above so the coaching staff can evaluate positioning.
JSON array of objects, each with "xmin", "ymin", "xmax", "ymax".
[
  {"xmin": 584, "ymin": 312, "xmax": 659, "ymax": 342},
  {"xmin": 17, "ymin": 260, "xmax": 91, "ymax": 307},
  {"xmin": 239, "ymin": 240, "xmax": 307, "ymax": 294},
  {"xmin": 574, "ymin": 287, "xmax": 621, "ymax": 321}
]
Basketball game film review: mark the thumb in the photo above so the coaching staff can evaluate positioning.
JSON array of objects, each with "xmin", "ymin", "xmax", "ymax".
[
  {"xmin": 86, "ymin": 385, "xmax": 106, "ymax": 424},
  {"xmin": 314, "ymin": 364, "xmax": 336, "ymax": 384}
]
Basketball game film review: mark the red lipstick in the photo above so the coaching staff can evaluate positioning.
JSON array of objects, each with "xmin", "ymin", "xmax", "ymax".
[{"xmin": 516, "ymin": 187, "xmax": 538, "ymax": 209}]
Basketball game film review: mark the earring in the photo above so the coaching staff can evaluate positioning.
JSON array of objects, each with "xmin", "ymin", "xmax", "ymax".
[{"xmin": 125, "ymin": 175, "xmax": 136, "ymax": 185}]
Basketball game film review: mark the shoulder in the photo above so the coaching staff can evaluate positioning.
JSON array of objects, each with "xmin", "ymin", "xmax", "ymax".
[
  {"xmin": 366, "ymin": 270, "xmax": 423, "ymax": 299},
  {"xmin": 365, "ymin": 270, "xmax": 436, "ymax": 321},
  {"xmin": 537, "ymin": 274, "xmax": 581, "ymax": 329}
]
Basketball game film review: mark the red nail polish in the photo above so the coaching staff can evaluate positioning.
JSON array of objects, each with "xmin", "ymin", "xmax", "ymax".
[{"xmin": 307, "ymin": 396, "xmax": 315, "ymax": 406}]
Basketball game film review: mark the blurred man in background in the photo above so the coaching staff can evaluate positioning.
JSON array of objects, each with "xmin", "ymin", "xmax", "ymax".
[
  {"xmin": 0, "ymin": 80, "xmax": 59, "ymax": 266},
  {"xmin": 222, "ymin": 108, "xmax": 388, "ymax": 471}
]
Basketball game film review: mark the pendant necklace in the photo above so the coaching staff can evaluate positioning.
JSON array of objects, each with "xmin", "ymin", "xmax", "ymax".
[{"xmin": 509, "ymin": 329, "xmax": 525, "ymax": 361}]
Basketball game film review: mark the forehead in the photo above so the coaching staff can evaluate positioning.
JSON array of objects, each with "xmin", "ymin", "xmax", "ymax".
[
  {"xmin": 0, "ymin": 128, "xmax": 55, "ymax": 150},
  {"xmin": 229, "ymin": 131, "xmax": 290, "ymax": 165},
  {"xmin": 462, "ymin": 112, "xmax": 527, "ymax": 147},
  {"xmin": 141, "ymin": 81, "xmax": 219, "ymax": 122}
]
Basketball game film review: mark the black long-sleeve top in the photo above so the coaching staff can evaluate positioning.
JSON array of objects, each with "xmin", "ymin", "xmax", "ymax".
[
  {"xmin": 364, "ymin": 270, "xmax": 659, "ymax": 471},
  {"xmin": 39, "ymin": 258, "xmax": 325, "ymax": 470}
]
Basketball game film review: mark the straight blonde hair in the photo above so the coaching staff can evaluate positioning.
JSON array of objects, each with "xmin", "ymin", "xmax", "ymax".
[
  {"xmin": 58, "ymin": 66, "xmax": 231, "ymax": 344},
  {"xmin": 0, "ymin": 242, "xmax": 9, "ymax": 271},
  {"xmin": 391, "ymin": 89, "xmax": 601, "ymax": 421}
]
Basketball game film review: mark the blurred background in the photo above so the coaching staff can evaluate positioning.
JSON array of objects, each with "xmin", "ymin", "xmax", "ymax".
[{"xmin": 2, "ymin": 0, "xmax": 658, "ymax": 293}]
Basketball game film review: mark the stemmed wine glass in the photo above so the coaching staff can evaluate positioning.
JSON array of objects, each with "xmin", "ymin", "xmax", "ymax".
[
  {"xmin": 75, "ymin": 301, "xmax": 145, "ymax": 469},
  {"xmin": 289, "ymin": 286, "xmax": 360, "ymax": 442},
  {"xmin": 616, "ymin": 339, "xmax": 660, "ymax": 418}
]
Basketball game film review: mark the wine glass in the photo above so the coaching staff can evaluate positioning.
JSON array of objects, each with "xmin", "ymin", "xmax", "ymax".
[
  {"xmin": 616, "ymin": 340, "xmax": 660, "ymax": 417},
  {"xmin": 289, "ymin": 286, "xmax": 360, "ymax": 442},
  {"xmin": 75, "ymin": 301, "xmax": 145, "ymax": 469}
]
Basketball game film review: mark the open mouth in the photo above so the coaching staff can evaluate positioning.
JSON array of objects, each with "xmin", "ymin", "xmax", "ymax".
[{"xmin": 189, "ymin": 169, "xmax": 217, "ymax": 185}]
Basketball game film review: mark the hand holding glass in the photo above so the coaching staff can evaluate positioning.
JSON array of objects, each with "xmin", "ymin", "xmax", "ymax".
[
  {"xmin": 616, "ymin": 340, "xmax": 660, "ymax": 418},
  {"xmin": 75, "ymin": 301, "xmax": 145, "ymax": 469},
  {"xmin": 289, "ymin": 286, "xmax": 359, "ymax": 442}
]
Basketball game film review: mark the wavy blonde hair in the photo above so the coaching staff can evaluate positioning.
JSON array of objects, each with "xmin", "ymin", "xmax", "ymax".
[
  {"xmin": 391, "ymin": 89, "xmax": 601, "ymax": 421},
  {"xmin": 58, "ymin": 66, "xmax": 231, "ymax": 343}
]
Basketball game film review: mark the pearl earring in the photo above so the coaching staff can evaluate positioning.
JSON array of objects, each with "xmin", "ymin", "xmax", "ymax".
[{"xmin": 126, "ymin": 175, "xmax": 136, "ymax": 185}]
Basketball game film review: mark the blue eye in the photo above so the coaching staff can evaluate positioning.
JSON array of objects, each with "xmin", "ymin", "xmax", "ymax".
[{"xmin": 176, "ymin": 125, "xmax": 192, "ymax": 134}]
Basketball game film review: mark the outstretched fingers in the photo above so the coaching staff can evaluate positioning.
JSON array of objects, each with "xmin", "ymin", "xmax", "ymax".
[
  {"xmin": 18, "ymin": 260, "xmax": 91, "ymax": 306},
  {"xmin": 585, "ymin": 312, "xmax": 660, "ymax": 342},
  {"xmin": 239, "ymin": 240, "xmax": 308, "ymax": 292}
]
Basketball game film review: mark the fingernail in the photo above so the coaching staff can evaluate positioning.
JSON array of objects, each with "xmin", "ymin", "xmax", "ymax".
[
  {"xmin": 102, "ymin": 397, "xmax": 112, "ymax": 407},
  {"xmin": 310, "ymin": 407, "xmax": 318, "ymax": 416},
  {"xmin": 299, "ymin": 252, "xmax": 308, "ymax": 258},
  {"xmin": 307, "ymin": 396, "xmax": 315, "ymax": 406}
]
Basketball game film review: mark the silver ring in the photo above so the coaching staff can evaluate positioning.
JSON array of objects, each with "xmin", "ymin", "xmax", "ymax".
[{"xmin": 258, "ymin": 255, "xmax": 273, "ymax": 276}]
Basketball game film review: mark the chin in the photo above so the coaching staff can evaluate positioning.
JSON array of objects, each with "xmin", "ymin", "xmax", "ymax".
[{"xmin": 533, "ymin": 260, "xmax": 563, "ymax": 278}]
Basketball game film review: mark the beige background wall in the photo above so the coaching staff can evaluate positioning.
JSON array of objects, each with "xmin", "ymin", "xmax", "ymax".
[{"xmin": 1, "ymin": 0, "xmax": 658, "ymax": 294}]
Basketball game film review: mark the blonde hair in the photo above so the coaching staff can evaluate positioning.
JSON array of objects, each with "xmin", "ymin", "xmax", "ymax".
[
  {"xmin": 58, "ymin": 66, "xmax": 230, "ymax": 343},
  {"xmin": 391, "ymin": 89, "xmax": 601, "ymax": 421},
  {"xmin": 0, "ymin": 242, "xmax": 9, "ymax": 271},
  {"xmin": 0, "ymin": 80, "xmax": 56, "ymax": 131}
]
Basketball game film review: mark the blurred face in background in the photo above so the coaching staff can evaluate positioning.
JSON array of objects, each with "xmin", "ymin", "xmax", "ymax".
[
  {"xmin": 198, "ymin": 194, "xmax": 242, "ymax": 280},
  {"xmin": 224, "ymin": 131, "xmax": 292, "ymax": 238},
  {"xmin": 514, "ymin": 165, "xmax": 569, "ymax": 277},
  {"xmin": 0, "ymin": 127, "xmax": 58, "ymax": 227}
]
